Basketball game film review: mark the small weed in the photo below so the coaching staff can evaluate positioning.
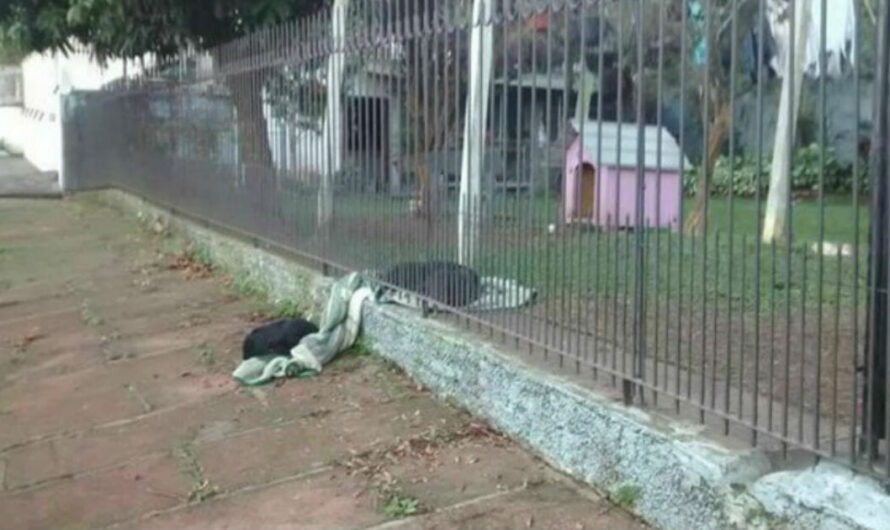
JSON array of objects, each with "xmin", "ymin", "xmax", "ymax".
[
  {"xmin": 612, "ymin": 483, "xmax": 642, "ymax": 509},
  {"xmin": 173, "ymin": 445, "xmax": 203, "ymax": 483},
  {"xmin": 159, "ymin": 235, "xmax": 186, "ymax": 255},
  {"xmin": 227, "ymin": 271, "xmax": 263, "ymax": 297},
  {"xmin": 269, "ymin": 299, "xmax": 302, "ymax": 319},
  {"xmin": 80, "ymin": 300, "xmax": 104, "ymax": 327},
  {"xmin": 168, "ymin": 244, "xmax": 214, "ymax": 279},
  {"xmin": 187, "ymin": 479, "xmax": 221, "ymax": 504},
  {"xmin": 197, "ymin": 342, "xmax": 215, "ymax": 367},
  {"xmin": 173, "ymin": 444, "xmax": 221, "ymax": 504},
  {"xmin": 348, "ymin": 341, "xmax": 371, "ymax": 357},
  {"xmin": 190, "ymin": 244, "xmax": 213, "ymax": 266},
  {"xmin": 383, "ymin": 495, "xmax": 420, "ymax": 518}
]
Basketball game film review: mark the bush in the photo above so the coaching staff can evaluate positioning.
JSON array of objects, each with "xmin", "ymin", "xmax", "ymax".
[{"xmin": 683, "ymin": 144, "xmax": 868, "ymax": 197}]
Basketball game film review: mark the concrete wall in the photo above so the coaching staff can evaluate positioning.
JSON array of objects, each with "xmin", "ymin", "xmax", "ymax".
[
  {"xmin": 84, "ymin": 187, "xmax": 890, "ymax": 530},
  {"xmin": 0, "ymin": 106, "xmax": 23, "ymax": 152},
  {"xmin": 264, "ymin": 71, "xmax": 401, "ymax": 190},
  {"xmin": 5, "ymin": 48, "xmax": 137, "ymax": 179}
]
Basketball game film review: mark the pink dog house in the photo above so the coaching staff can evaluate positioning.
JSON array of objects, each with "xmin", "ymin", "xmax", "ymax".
[{"xmin": 564, "ymin": 120, "xmax": 686, "ymax": 229}]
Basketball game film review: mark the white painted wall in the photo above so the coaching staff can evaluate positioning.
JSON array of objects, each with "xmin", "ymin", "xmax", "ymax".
[
  {"xmin": 0, "ymin": 106, "xmax": 23, "ymax": 152},
  {"xmin": 0, "ymin": 47, "xmax": 137, "ymax": 185},
  {"xmin": 265, "ymin": 71, "xmax": 398, "ymax": 186}
]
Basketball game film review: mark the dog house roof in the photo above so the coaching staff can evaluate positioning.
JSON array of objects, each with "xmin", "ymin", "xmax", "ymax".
[{"xmin": 568, "ymin": 119, "xmax": 688, "ymax": 172}]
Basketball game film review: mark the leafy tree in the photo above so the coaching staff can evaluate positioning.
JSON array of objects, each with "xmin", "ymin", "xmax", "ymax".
[
  {"xmin": 683, "ymin": 0, "xmax": 760, "ymax": 235},
  {"xmin": 0, "ymin": 0, "xmax": 325, "ymax": 164}
]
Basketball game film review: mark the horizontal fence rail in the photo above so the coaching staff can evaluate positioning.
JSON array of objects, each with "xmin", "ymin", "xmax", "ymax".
[{"xmin": 63, "ymin": 0, "xmax": 889, "ymax": 480}]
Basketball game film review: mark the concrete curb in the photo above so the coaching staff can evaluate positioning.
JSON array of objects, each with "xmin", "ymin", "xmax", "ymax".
[{"xmin": 82, "ymin": 189, "xmax": 890, "ymax": 530}]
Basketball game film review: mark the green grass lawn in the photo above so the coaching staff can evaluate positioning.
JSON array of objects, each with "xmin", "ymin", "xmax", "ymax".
[
  {"xmin": 289, "ymin": 188, "xmax": 869, "ymax": 246},
  {"xmin": 278, "ymin": 190, "xmax": 870, "ymax": 316},
  {"xmin": 487, "ymin": 193, "xmax": 869, "ymax": 245},
  {"xmin": 696, "ymin": 195, "xmax": 868, "ymax": 245}
]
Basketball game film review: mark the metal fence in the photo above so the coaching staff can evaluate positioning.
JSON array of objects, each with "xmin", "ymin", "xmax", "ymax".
[{"xmin": 63, "ymin": 0, "xmax": 890, "ymax": 480}]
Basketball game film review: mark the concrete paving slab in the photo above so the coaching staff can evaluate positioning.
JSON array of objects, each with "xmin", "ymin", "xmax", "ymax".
[
  {"xmin": 0, "ymin": 198, "xmax": 646, "ymax": 530},
  {"xmin": 0, "ymin": 453, "xmax": 189, "ymax": 530},
  {"xmin": 0, "ymin": 156, "xmax": 61, "ymax": 198},
  {"xmin": 125, "ymin": 469, "xmax": 385, "ymax": 530}
]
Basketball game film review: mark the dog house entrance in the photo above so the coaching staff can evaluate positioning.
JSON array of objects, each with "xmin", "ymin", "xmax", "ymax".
[{"xmin": 579, "ymin": 164, "xmax": 596, "ymax": 219}]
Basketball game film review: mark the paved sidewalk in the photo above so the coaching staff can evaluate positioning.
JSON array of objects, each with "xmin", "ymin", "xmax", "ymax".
[
  {"xmin": 0, "ymin": 155, "xmax": 61, "ymax": 198},
  {"xmin": 0, "ymin": 198, "xmax": 646, "ymax": 530}
]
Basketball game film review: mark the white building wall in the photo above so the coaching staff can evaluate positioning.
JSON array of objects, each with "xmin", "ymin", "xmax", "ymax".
[
  {"xmin": 1, "ymin": 47, "xmax": 137, "ymax": 183},
  {"xmin": 265, "ymin": 72, "xmax": 398, "ymax": 185}
]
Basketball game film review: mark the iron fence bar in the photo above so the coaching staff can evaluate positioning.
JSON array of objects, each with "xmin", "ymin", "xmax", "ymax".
[
  {"xmin": 633, "ymin": 0, "xmax": 647, "ymax": 403},
  {"xmin": 850, "ymin": 0, "xmax": 864, "ymax": 467},
  {"xmin": 877, "ymin": 0, "xmax": 890, "ymax": 477}
]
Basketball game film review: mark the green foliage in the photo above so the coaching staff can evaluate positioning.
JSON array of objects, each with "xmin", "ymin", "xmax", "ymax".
[
  {"xmin": 347, "ymin": 341, "xmax": 371, "ymax": 357},
  {"xmin": 269, "ymin": 298, "xmax": 303, "ymax": 319},
  {"xmin": 0, "ymin": 0, "xmax": 325, "ymax": 60},
  {"xmin": 383, "ymin": 495, "xmax": 419, "ymax": 518},
  {"xmin": 612, "ymin": 484, "xmax": 642, "ymax": 508},
  {"xmin": 189, "ymin": 244, "xmax": 213, "ymax": 267},
  {"xmin": 0, "ymin": 39, "xmax": 25, "ymax": 63},
  {"xmin": 683, "ymin": 144, "xmax": 869, "ymax": 198},
  {"xmin": 196, "ymin": 342, "xmax": 216, "ymax": 367},
  {"xmin": 227, "ymin": 271, "xmax": 264, "ymax": 298}
]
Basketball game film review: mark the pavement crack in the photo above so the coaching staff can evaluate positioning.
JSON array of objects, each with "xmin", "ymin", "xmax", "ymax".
[
  {"xmin": 172, "ymin": 443, "xmax": 221, "ymax": 504},
  {"xmin": 124, "ymin": 383, "xmax": 154, "ymax": 413},
  {"xmin": 358, "ymin": 486, "xmax": 525, "ymax": 530},
  {"xmin": 98, "ymin": 465, "xmax": 333, "ymax": 530}
]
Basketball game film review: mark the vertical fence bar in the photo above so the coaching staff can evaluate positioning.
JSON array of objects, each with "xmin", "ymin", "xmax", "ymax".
[
  {"xmin": 677, "ymin": 0, "xmax": 690, "ymax": 413},
  {"xmin": 850, "ymin": 0, "xmax": 863, "ymax": 467},
  {"xmin": 633, "ymin": 0, "xmax": 647, "ymax": 402},
  {"xmin": 876, "ymin": 0, "xmax": 890, "ymax": 476},
  {"xmin": 725, "ymin": 0, "xmax": 738, "ymax": 437},
  {"xmin": 750, "ymin": 0, "xmax": 765, "ymax": 446},
  {"xmin": 814, "ymin": 0, "xmax": 829, "ymax": 452}
]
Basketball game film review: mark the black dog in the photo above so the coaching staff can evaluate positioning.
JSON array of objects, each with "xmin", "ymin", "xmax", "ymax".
[
  {"xmin": 381, "ymin": 261, "xmax": 481, "ymax": 308},
  {"xmin": 242, "ymin": 318, "xmax": 319, "ymax": 360}
]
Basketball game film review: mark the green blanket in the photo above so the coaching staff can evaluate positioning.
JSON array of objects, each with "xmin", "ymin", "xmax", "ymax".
[{"xmin": 232, "ymin": 273, "xmax": 375, "ymax": 386}]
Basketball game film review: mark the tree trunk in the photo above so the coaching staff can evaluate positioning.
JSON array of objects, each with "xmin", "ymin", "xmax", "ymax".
[
  {"xmin": 228, "ymin": 71, "xmax": 273, "ymax": 168},
  {"xmin": 762, "ymin": 0, "xmax": 811, "ymax": 243},
  {"xmin": 685, "ymin": 95, "xmax": 730, "ymax": 235}
]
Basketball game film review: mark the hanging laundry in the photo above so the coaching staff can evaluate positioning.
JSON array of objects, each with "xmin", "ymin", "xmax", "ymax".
[{"xmin": 766, "ymin": 0, "xmax": 857, "ymax": 78}]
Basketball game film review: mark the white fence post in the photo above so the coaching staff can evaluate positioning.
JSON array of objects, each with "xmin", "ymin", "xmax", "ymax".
[{"xmin": 458, "ymin": 0, "xmax": 494, "ymax": 266}]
